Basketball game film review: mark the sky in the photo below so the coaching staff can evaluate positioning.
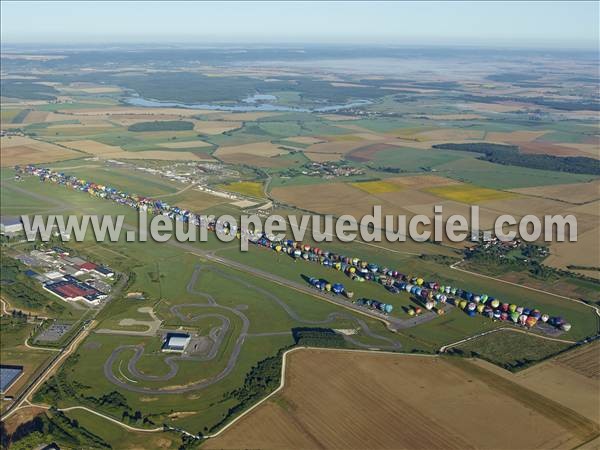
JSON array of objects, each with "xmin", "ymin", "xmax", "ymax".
[{"xmin": 1, "ymin": 1, "xmax": 598, "ymax": 49}]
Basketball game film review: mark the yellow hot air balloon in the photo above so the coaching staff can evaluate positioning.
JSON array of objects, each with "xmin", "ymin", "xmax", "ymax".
[{"xmin": 416, "ymin": 278, "xmax": 424, "ymax": 286}]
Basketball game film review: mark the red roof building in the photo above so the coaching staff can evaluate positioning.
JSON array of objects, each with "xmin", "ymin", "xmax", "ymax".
[{"xmin": 79, "ymin": 262, "xmax": 97, "ymax": 271}]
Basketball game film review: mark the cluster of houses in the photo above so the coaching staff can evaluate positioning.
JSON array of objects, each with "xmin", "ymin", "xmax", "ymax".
[
  {"xmin": 15, "ymin": 247, "xmax": 114, "ymax": 305},
  {"xmin": 300, "ymin": 162, "xmax": 365, "ymax": 178}
]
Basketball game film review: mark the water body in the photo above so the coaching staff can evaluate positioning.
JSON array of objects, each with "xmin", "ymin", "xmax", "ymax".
[{"xmin": 125, "ymin": 95, "xmax": 372, "ymax": 112}]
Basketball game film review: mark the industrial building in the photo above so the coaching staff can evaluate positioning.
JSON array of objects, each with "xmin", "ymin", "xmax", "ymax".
[
  {"xmin": 0, "ymin": 216, "xmax": 23, "ymax": 236},
  {"xmin": 162, "ymin": 333, "xmax": 191, "ymax": 352},
  {"xmin": 0, "ymin": 365, "xmax": 23, "ymax": 393}
]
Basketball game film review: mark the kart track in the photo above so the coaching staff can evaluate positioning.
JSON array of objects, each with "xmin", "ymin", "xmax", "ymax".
[{"xmin": 103, "ymin": 264, "xmax": 402, "ymax": 394}]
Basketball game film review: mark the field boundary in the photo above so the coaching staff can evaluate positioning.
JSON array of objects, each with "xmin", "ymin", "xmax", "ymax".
[{"xmin": 439, "ymin": 326, "xmax": 577, "ymax": 353}]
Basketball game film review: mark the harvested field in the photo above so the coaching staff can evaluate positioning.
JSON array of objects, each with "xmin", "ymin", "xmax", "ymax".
[
  {"xmin": 206, "ymin": 349, "xmax": 595, "ymax": 450},
  {"xmin": 216, "ymin": 152, "xmax": 295, "ymax": 168},
  {"xmin": 460, "ymin": 102, "xmax": 526, "ymax": 113},
  {"xmin": 324, "ymin": 134, "xmax": 365, "ymax": 142},
  {"xmin": 214, "ymin": 141, "xmax": 288, "ymax": 158},
  {"xmin": 486, "ymin": 130, "xmax": 551, "ymax": 143},
  {"xmin": 211, "ymin": 111, "xmax": 282, "ymax": 121},
  {"xmin": 65, "ymin": 83, "xmax": 122, "ymax": 93},
  {"xmin": 351, "ymin": 180, "xmax": 403, "ymax": 194},
  {"xmin": 347, "ymin": 143, "xmax": 400, "ymax": 162},
  {"xmin": 425, "ymin": 183, "xmax": 518, "ymax": 204},
  {"xmin": 0, "ymin": 136, "xmax": 83, "ymax": 166},
  {"xmin": 21, "ymin": 110, "xmax": 49, "ymax": 123},
  {"xmin": 418, "ymin": 113, "xmax": 485, "ymax": 120},
  {"xmin": 59, "ymin": 107, "xmax": 217, "ymax": 117},
  {"xmin": 554, "ymin": 342, "xmax": 600, "ymax": 380},
  {"xmin": 304, "ymin": 152, "xmax": 342, "ymax": 162},
  {"xmin": 413, "ymin": 129, "xmax": 484, "ymax": 142},
  {"xmin": 319, "ymin": 114, "xmax": 360, "ymax": 121},
  {"xmin": 303, "ymin": 140, "xmax": 367, "ymax": 155},
  {"xmin": 405, "ymin": 200, "xmax": 501, "ymax": 230},
  {"xmin": 510, "ymin": 180, "xmax": 600, "ymax": 204},
  {"xmin": 194, "ymin": 120, "xmax": 242, "ymax": 134},
  {"xmin": 158, "ymin": 140, "xmax": 212, "ymax": 149},
  {"xmin": 517, "ymin": 141, "xmax": 594, "ymax": 158},
  {"xmin": 546, "ymin": 227, "xmax": 600, "ymax": 274},
  {"xmin": 284, "ymin": 136, "xmax": 325, "ymax": 145},
  {"xmin": 272, "ymin": 182, "xmax": 380, "ymax": 218},
  {"xmin": 58, "ymin": 139, "xmax": 203, "ymax": 161},
  {"xmin": 553, "ymin": 142, "xmax": 600, "ymax": 158},
  {"xmin": 470, "ymin": 344, "xmax": 600, "ymax": 424}
]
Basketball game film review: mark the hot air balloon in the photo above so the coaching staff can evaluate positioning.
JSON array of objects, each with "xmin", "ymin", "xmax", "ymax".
[
  {"xmin": 491, "ymin": 299, "xmax": 500, "ymax": 309},
  {"xmin": 561, "ymin": 323, "xmax": 572, "ymax": 332},
  {"xmin": 425, "ymin": 301, "xmax": 435, "ymax": 310},
  {"xmin": 408, "ymin": 309, "xmax": 415, "ymax": 316},
  {"xmin": 477, "ymin": 304, "xmax": 485, "ymax": 313},
  {"xmin": 385, "ymin": 304, "xmax": 393, "ymax": 314},
  {"xmin": 509, "ymin": 304, "xmax": 517, "ymax": 313},
  {"xmin": 526, "ymin": 316, "xmax": 537, "ymax": 328},
  {"xmin": 459, "ymin": 300, "xmax": 468, "ymax": 310},
  {"xmin": 467, "ymin": 302, "xmax": 477, "ymax": 311},
  {"xmin": 541, "ymin": 314, "xmax": 549, "ymax": 323},
  {"xmin": 416, "ymin": 278, "xmax": 424, "ymax": 286},
  {"xmin": 332, "ymin": 283, "xmax": 344, "ymax": 294},
  {"xmin": 414, "ymin": 307, "xmax": 422, "ymax": 315},
  {"xmin": 519, "ymin": 314, "xmax": 528, "ymax": 326},
  {"xmin": 474, "ymin": 295, "xmax": 481, "ymax": 303},
  {"xmin": 510, "ymin": 311, "xmax": 519, "ymax": 322}
]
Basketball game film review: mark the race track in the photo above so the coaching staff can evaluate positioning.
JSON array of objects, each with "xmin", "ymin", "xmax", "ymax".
[{"xmin": 103, "ymin": 264, "xmax": 402, "ymax": 394}]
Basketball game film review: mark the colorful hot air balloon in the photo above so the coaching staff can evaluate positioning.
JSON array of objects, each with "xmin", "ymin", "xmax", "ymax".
[
  {"xmin": 526, "ymin": 316, "xmax": 537, "ymax": 328},
  {"xmin": 491, "ymin": 299, "xmax": 500, "ymax": 309},
  {"xmin": 519, "ymin": 314, "xmax": 528, "ymax": 325},
  {"xmin": 509, "ymin": 304, "xmax": 517, "ymax": 313},
  {"xmin": 541, "ymin": 314, "xmax": 549, "ymax": 323},
  {"xmin": 510, "ymin": 311, "xmax": 519, "ymax": 322}
]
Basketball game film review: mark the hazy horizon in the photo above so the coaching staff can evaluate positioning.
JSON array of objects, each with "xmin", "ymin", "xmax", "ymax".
[{"xmin": 1, "ymin": 1, "xmax": 598, "ymax": 50}]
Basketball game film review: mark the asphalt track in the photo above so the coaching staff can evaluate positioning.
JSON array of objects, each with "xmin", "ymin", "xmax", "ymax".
[{"xmin": 103, "ymin": 264, "xmax": 402, "ymax": 394}]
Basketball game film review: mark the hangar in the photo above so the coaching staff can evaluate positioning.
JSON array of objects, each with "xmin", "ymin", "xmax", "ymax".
[{"xmin": 162, "ymin": 333, "xmax": 191, "ymax": 352}]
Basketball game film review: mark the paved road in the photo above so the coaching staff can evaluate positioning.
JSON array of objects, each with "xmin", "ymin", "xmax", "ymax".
[{"xmin": 103, "ymin": 264, "xmax": 402, "ymax": 394}]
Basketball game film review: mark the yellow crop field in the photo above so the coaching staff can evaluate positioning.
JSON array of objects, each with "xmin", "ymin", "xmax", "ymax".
[
  {"xmin": 219, "ymin": 181, "xmax": 265, "ymax": 198},
  {"xmin": 426, "ymin": 184, "xmax": 517, "ymax": 204},
  {"xmin": 351, "ymin": 180, "xmax": 403, "ymax": 194}
]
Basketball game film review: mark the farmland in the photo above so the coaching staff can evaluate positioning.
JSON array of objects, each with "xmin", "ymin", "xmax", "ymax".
[
  {"xmin": 1, "ymin": 43, "xmax": 599, "ymax": 449},
  {"xmin": 206, "ymin": 348, "xmax": 599, "ymax": 450}
]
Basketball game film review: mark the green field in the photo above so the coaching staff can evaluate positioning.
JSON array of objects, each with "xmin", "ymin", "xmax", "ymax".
[{"xmin": 453, "ymin": 329, "xmax": 572, "ymax": 370}]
